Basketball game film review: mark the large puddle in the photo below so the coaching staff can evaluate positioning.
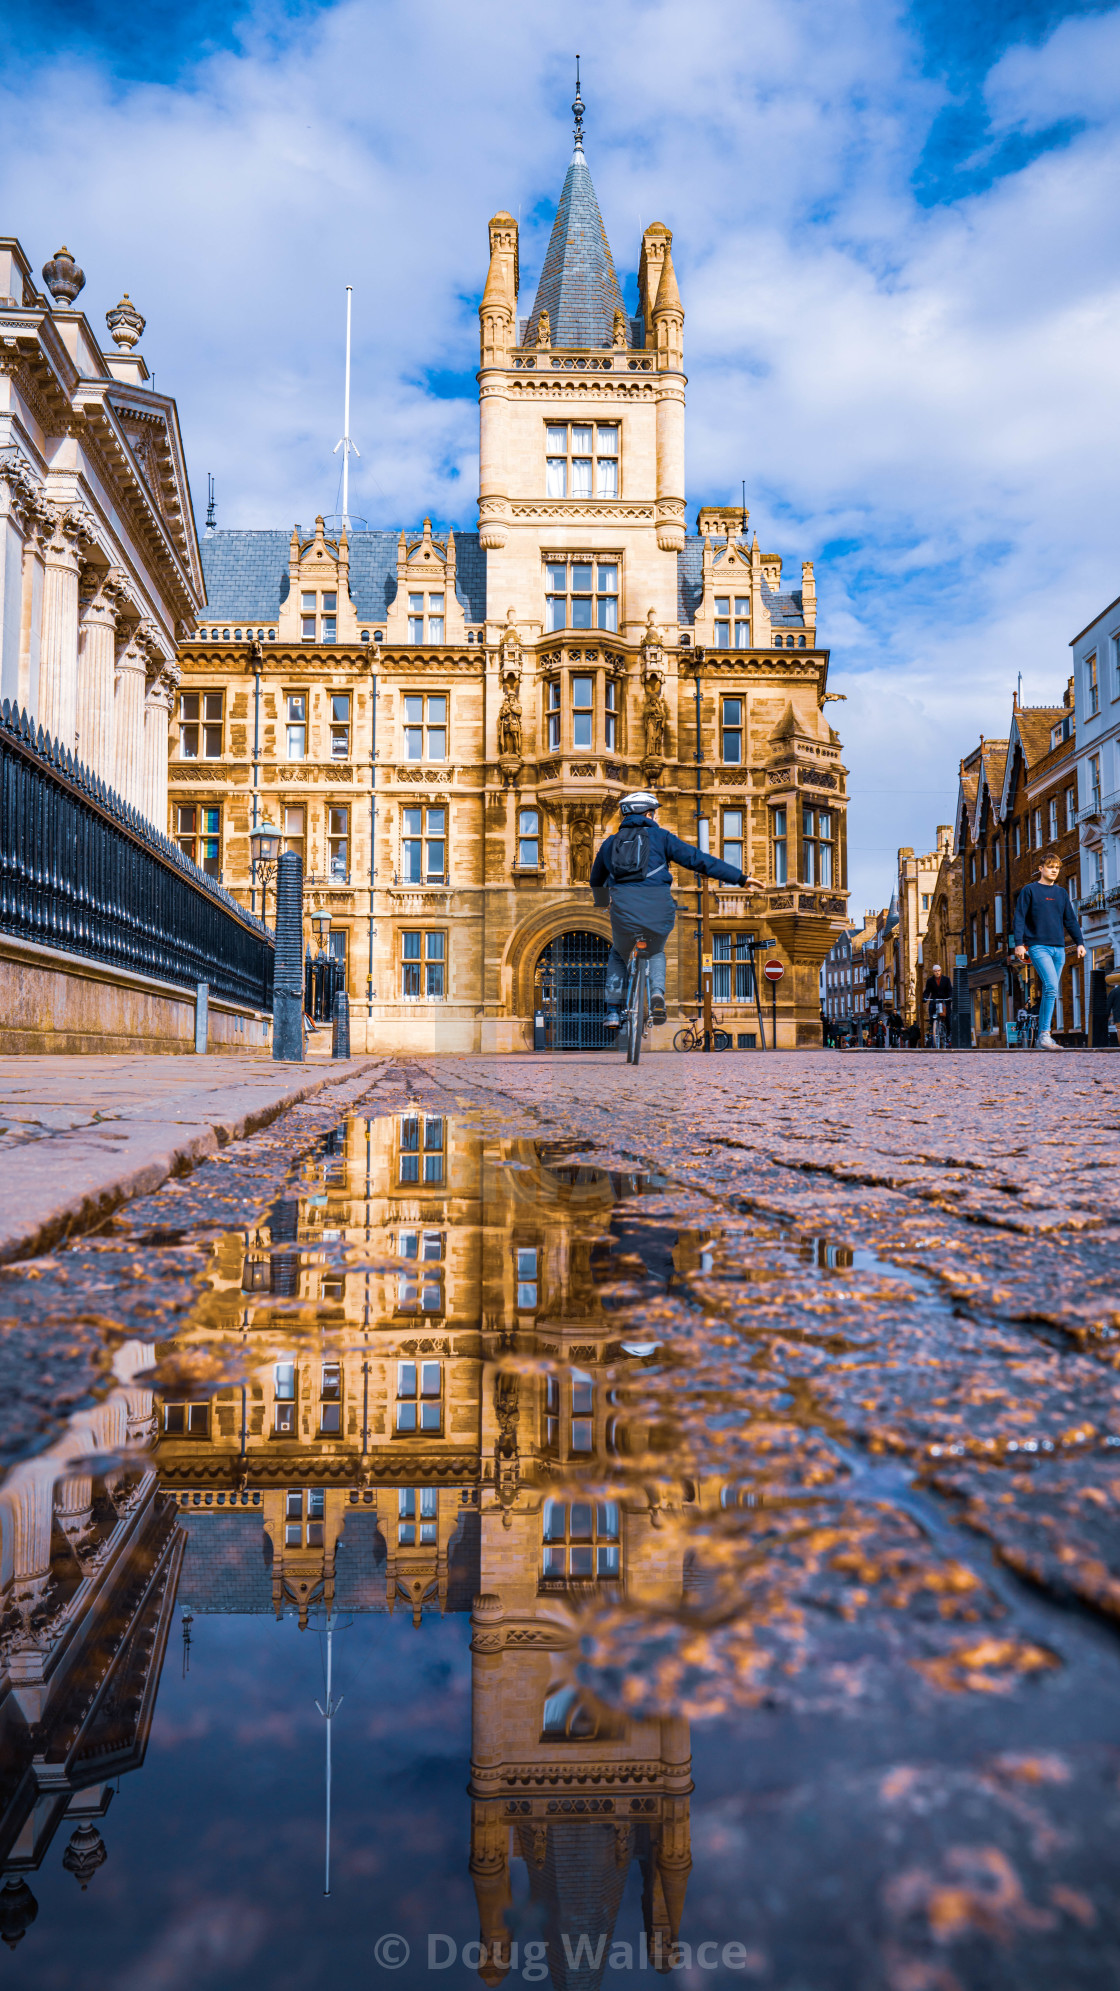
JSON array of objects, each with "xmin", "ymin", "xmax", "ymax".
[{"xmin": 1, "ymin": 1108, "xmax": 1119, "ymax": 1988}]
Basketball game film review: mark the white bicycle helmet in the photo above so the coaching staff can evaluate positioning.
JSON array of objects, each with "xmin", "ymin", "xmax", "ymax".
[{"xmin": 619, "ymin": 790, "xmax": 660, "ymax": 816}]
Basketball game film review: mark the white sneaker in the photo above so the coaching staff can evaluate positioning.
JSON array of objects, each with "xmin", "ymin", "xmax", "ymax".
[{"xmin": 1038, "ymin": 1033, "xmax": 1063, "ymax": 1051}]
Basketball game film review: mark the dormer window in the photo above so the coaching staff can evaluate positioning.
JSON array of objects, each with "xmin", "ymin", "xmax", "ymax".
[
  {"xmin": 408, "ymin": 593, "xmax": 444, "ymax": 644},
  {"xmin": 301, "ymin": 591, "xmax": 336, "ymax": 642},
  {"xmin": 715, "ymin": 597, "xmax": 750, "ymax": 649}
]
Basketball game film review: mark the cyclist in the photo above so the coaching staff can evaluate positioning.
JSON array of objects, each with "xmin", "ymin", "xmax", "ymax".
[
  {"xmin": 922, "ymin": 963, "xmax": 953, "ymax": 1047},
  {"xmin": 590, "ymin": 791, "xmax": 760, "ymax": 1031}
]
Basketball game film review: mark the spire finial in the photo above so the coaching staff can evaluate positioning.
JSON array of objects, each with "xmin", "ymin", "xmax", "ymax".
[{"xmin": 573, "ymin": 55, "xmax": 585, "ymax": 152}]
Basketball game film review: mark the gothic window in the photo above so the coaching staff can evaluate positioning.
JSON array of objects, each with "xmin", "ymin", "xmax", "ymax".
[
  {"xmin": 398, "ymin": 1487, "xmax": 437, "ymax": 1545},
  {"xmin": 403, "ymin": 693, "xmax": 447, "ymax": 760},
  {"xmin": 330, "ymin": 693, "xmax": 350, "ymax": 757},
  {"xmin": 396, "ymin": 1361, "xmax": 442, "ymax": 1434},
  {"xmin": 721, "ymin": 697, "xmax": 743, "ymax": 763},
  {"xmin": 713, "ymin": 933, "xmax": 756, "ymax": 1002},
  {"xmin": 400, "ymin": 934, "xmax": 446, "ymax": 1004},
  {"xmin": 571, "ymin": 675, "xmax": 593, "ymax": 748},
  {"xmin": 771, "ymin": 806, "xmax": 788, "ymax": 884},
  {"xmin": 544, "ymin": 559, "xmax": 618, "ymax": 632},
  {"xmin": 542, "ymin": 1498, "xmax": 620, "ymax": 1580},
  {"xmin": 179, "ymin": 690, "xmax": 223, "ymax": 757},
  {"xmin": 285, "ymin": 691, "xmax": 307, "ymax": 759},
  {"xmin": 545, "ymin": 422, "xmax": 619, "ymax": 499},
  {"xmin": 274, "ymin": 1361, "xmax": 296, "ymax": 1435},
  {"xmin": 518, "ymin": 809, "xmax": 540, "ymax": 868},
  {"xmin": 395, "ymin": 1230, "xmax": 444, "ymax": 1314},
  {"xmin": 516, "ymin": 1246, "xmax": 539, "ymax": 1309},
  {"xmin": 721, "ymin": 808, "xmax": 744, "ymax": 872},
  {"xmin": 319, "ymin": 1364, "xmax": 341, "ymax": 1435},
  {"xmin": 176, "ymin": 804, "xmax": 221, "ymax": 878},
  {"xmin": 327, "ymin": 805, "xmax": 349, "ymax": 880},
  {"xmin": 398, "ymin": 1111, "xmax": 445, "ymax": 1181},
  {"xmin": 402, "ymin": 806, "xmax": 446, "ymax": 883},
  {"xmin": 163, "ymin": 1401, "xmax": 209, "ymax": 1436},
  {"xmin": 714, "ymin": 597, "xmax": 750, "ymax": 649}
]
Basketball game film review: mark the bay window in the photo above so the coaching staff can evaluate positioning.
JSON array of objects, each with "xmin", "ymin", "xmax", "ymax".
[
  {"xmin": 572, "ymin": 675, "xmax": 593, "ymax": 748},
  {"xmin": 802, "ymin": 807, "xmax": 833, "ymax": 887},
  {"xmin": 544, "ymin": 559, "xmax": 618, "ymax": 632}
]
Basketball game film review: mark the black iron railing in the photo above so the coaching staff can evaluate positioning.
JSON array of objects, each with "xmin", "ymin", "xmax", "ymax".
[{"xmin": 0, "ymin": 701, "xmax": 274, "ymax": 1011}]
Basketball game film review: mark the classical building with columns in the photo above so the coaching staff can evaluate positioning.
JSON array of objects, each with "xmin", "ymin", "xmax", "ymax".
[
  {"xmin": 176, "ymin": 98, "xmax": 847, "ymax": 1051},
  {"xmin": 0, "ymin": 237, "xmax": 203, "ymax": 828}
]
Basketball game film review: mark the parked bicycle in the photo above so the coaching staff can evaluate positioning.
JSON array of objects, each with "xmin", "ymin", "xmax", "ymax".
[{"xmin": 673, "ymin": 1014, "xmax": 732, "ymax": 1052}]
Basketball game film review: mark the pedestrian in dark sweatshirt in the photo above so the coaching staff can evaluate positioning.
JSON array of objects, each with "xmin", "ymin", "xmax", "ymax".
[{"xmin": 1011, "ymin": 850, "xmax": 1085, "ymax": 1052}]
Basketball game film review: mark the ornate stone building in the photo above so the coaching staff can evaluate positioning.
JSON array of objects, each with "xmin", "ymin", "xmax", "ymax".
[
  {"xmin": 174, "ymin": 102, "xmax": 848, "ymax": 1050},
  {"xmin": 0, "ymin": 238, "xmax": 203, "ymax": 825}
]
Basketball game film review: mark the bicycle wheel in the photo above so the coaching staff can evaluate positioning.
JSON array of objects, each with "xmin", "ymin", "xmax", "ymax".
[
  {"xmin": 627, "ymin": 961, "xmax": 646, "ymax": 1065},
  {"xmin": 713, "ymin": 1030, "xmax": 732, "ymax": 1051},
  {"xmin": 673, "ymin": 1028, "xmax": 697, "ymax": 1053}
]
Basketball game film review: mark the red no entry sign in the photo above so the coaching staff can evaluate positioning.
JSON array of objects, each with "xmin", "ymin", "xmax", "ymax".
[{"xmin": 763, "ymin": 960, "xmax": 784, "ymax": 983}]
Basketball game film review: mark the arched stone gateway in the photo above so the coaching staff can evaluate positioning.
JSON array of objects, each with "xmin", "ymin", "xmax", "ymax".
[{"xmin": 533, "ymin": 931, "xmax": 611, "ymax": 1050}]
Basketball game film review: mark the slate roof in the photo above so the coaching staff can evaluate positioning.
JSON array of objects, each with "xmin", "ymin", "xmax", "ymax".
[
  {"xmin": 528, "ymin": 145, "xmax": 627, "ymax": 350},
  {"xmin": 675, "ymin": 537, "xmax": 806, "ymax": 628},
  {"xmin": 178, "ymin": 1511, "xmax": 274, "ymax": 1613},
  {"xmin": 523, "ymin": 1821, "xmax": 632, "ymax": 1990},
  {"xmin": 198, "ymin": 529, "xmax": 487, "ymax": 626}
]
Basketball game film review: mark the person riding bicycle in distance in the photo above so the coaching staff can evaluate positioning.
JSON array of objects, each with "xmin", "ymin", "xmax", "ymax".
[
  {"xmin": 589, "ymin": 790, "xmax": 761, "ymax": 1031},
  {"xmin": 923, "ymin": 962, "xmax": 953, "ymax": 1040}
]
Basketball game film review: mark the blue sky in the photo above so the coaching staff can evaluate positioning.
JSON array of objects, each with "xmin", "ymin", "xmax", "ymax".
[{"xmin": 4, "ymin": 0, "xmax": 1120, "ymax": 911}]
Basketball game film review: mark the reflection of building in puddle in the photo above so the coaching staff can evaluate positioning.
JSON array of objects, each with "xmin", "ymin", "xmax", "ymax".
[
  {"xmin": 153, "ymin": 1115, "xmax": 697, "ymax": 1980},
  {"xmin": 0, "ymin": 1342, "xmax": 183, "ymax": 1949}
]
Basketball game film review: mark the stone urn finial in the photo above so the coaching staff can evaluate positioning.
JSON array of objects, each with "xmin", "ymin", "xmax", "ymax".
[
  {"xmin": 42, "ymin": 245, "xmax": 85, "ymax": 306},
  {"xmin": 106, "ymin": 293, "xmax": 145, "ymax": 351}
]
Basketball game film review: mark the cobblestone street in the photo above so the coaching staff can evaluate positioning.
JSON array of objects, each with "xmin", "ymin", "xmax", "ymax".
[{"xmin": 2, "ymin": 1046, "xmax": 1119, "ymax": 1989}]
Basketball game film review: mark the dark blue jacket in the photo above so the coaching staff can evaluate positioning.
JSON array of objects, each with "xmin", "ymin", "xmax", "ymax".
[
  {"xmin": 1011, "ymin": 881, "xmax": 1085, "ymax": 951},
  {"xmin": 590, "ymin": 820, "xmax": 746, "ymax": 900}
]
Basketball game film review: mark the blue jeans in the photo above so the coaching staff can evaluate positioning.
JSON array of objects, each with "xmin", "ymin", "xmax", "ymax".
[{"xmin": 1027, "ymin": 944, "xmax": 1065, "ymax": 1036}]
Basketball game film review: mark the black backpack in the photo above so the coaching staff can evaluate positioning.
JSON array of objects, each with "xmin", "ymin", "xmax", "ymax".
[{"xmin": 611, "ymin": 821, "xmax": 649, "ymax": 882}]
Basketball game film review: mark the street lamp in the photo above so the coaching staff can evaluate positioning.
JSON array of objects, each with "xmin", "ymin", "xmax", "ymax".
[
  {"xmin": 311, "ymin": 907, "xmax": 332, "ymax": 952},
  {"xmin": 249, "ymin": 818, "xmax": 281, "ymax": 925}
]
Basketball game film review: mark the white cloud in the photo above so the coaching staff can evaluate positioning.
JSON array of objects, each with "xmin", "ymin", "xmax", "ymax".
[{"xmin": 3, "ymin": 0, "xmax": 1118, "ymax": 912}]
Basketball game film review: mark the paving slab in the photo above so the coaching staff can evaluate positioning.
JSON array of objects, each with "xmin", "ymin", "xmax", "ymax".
[{"xmin": 0, "ymin": 1052, "xmax": 382, "ymax": 1263}]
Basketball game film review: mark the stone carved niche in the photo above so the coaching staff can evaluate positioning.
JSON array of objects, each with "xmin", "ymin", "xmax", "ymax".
[
  {"xmin": 568, "ymin": 806, "xmax": 596, "ymax": 884},
  {"xmin": 496, "ymin": 669, "xmax": 522, "ymax": 758},
  {"xmin": 641, "ymin": 671, "xmax": 670, "ymax": 762}
]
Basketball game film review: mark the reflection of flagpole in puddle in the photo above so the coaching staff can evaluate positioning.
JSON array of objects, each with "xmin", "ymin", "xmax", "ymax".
[{"xmin": 315, "ymin": 1611, "xmax": 343, "ymax": 1896}]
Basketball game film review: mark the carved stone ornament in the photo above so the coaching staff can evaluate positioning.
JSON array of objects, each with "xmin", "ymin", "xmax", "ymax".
[
  {"xmin": 496, "ymin": 669, "xmax": 522, "ymax": 758},
  {"xmin": 640, "ymin": 608, "xmax": 663, "ymax": 675},
  {"xmin": 612, "ymin": 306, "xmax": 628, "ymax": 349},
  {"xmin": 42, "ymin": 245, "xmax": 85, "ymax": 306},
  {"xmin": 500, "ymin": 609, "xmax": 522, "ymax": 672},
  {"xmin": 536, "ymin": 309, "xmax": 551, "ymax": 349},
  {"xmin": 106, "ymin": 294, "xmax": 146, "ymax": 351},
  {"xmin": 641, "ymin": 671, "xmax": 670, "ymax": 760},
  {"xmin": 568, "ymin": 808, "xmax": 595, "ymax": 884}
]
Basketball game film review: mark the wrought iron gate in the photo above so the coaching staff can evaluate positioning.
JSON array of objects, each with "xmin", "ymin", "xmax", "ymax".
[{"xmin": 534, "ymin": 931, "xmax": 611, "ymax": 1050}]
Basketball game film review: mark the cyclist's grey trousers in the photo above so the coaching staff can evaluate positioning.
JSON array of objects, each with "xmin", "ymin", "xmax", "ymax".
[{"xmin": 603, "ymin": 885, "xmax": 676, "ymax": 1005}]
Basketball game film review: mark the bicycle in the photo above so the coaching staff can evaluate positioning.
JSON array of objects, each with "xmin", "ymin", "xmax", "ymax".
[
  {"xmin": 673, "ymin": 1015, "xmax": 732, "ymax": 1053},
  {"xmin": 623, "ymin": 938, "xmax": 651, "ymax": 1065},
  {"xmin": 929, "ymin": 1001, "xmax": 950, "ymax": 1051}
]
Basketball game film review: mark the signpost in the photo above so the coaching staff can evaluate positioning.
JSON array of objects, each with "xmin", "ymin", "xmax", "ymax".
[
  {"xmin": 701, "ymin": 878, "xmax": 713, "ymax": 1051},
  {"xmin": 763, "ymin": 957, "xmax": 783, "ymax": 1052}
]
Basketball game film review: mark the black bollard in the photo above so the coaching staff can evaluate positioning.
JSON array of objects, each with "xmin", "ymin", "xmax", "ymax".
[
  {"xmin": 272, "ymin": 849, "xmax": 305, "ymax": 1062},
  {"xmin": 331, "ymin": 989, "xmax": 351, "ymax": 1060}
]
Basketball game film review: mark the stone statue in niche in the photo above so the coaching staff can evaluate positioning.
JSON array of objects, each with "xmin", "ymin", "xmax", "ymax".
[
  {"xmin": 536, "ymin": 309, "xmax": 551, "ymax": 348},
  {"xmin": 569, "ymin": 812, "xmax": 595, "ymax": 883},
  {"xmin": 497, "ymin": 671, "xmax": 522, "ymax": 758},
  {"xmin": 500, "ymin": 608, "xmax": 521, "ymax": 674},
  {"xmin": 612, "ymin": 307, "xmax": 628, "ymax": 349},
  {"xmin": 641, "ymin": 607, "xmax": 663, "ymax": 676},
  {"xmin": 642, "ymin": 672, "xmax": 670, "ymax": 760}
]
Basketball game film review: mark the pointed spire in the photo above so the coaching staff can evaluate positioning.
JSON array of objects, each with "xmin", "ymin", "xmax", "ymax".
[
  {"xmin": 527, "ymin": 70, "xmax": 626, "ymax": 349},
  {"xmin": 653, "ymin": 244, "xmax": 682, "ymax": 317}
]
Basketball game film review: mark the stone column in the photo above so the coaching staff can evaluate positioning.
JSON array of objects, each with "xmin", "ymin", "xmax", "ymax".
[
  {"xmin": 75, "ymin": 573, "xmax": 122, "ymax": 784},
  {"xmin": 38, "ymin": 508, "xmax": 88, "ymax": 751},
  {"xmin": 114, "ymin": 633, "xmax": 149, "ymax": 810},
  {"xmin": 142, "ymin": 667, "xmax": 175, "ymax": 831}
]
